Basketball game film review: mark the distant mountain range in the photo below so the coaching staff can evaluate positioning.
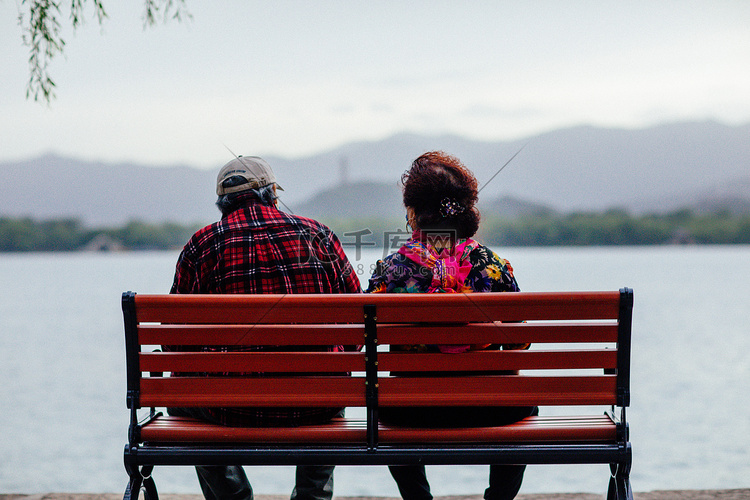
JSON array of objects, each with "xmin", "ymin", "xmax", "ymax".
[{"xmin": 1, "ymin": 120, "xmax": 748, "ymax": 227}]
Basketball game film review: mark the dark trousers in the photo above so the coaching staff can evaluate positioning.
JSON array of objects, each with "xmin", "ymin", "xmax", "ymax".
[
  {"xmin": 168, "ymin": 407, "xmax": 337, "ymax": 500},
  {"xmin": 388, "ymin": 464, "xmax": 526, "ymax": 500},
  {"xmin": 380, "ymin": 406, "xmax": 539, "ymax": 500},
  {"xmin": 190, "ymin": 464, "xmax": 334, "ymax": 500}
]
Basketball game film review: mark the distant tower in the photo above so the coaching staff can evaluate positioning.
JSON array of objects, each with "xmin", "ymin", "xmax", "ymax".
[{"xmin": 339, "ymin": 156, "xmax": 349, "ymax": 186}]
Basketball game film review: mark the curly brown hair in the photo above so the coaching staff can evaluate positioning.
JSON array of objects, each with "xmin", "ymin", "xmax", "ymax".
[{"xmin": 401, "ymin": 151, "xmax": 480, "ymax": 239}]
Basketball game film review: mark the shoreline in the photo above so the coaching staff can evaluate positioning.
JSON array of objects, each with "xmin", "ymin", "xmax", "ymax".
[{"xmin": 3, "ymin": 491, "xmax": 750, "ymax": 500}]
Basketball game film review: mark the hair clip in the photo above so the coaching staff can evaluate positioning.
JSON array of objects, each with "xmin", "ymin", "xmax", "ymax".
[{"xmin": 439, "ymin": 197, "xmax": 465, "ymax": 218}]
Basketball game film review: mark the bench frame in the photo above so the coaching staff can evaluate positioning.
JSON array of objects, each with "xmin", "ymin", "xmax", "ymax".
[{"xmin": 122, "ymin": 289, "xmax": 633, "ymax": 500}]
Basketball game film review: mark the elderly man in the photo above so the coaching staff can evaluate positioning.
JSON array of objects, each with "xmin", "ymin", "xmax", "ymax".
[{"xmin": 167, "ymin": 156, "xmax": 361, "ymax": 500}]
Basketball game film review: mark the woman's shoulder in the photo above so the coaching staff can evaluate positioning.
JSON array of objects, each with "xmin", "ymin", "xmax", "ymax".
[
  {"xmin": 467, "ymin": 242, "xmax": 509, "ymax": 265},
  {"xmin": 366, "ymin": 251, "xmax": 425, "ymax": 293},
  {"xmin": 375, "ymin": 250, "xmax": 411, "ymax": 269},
  {"xmin": 466, "ymin": 243, "xmax": 520, "ymax": 292}
]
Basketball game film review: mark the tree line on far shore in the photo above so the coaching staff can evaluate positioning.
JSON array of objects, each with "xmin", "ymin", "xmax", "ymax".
[
  {"xmin": 0, "ymin": 218, "xmax": 202, "ymax": 252},
  {"xmin": 481, "ymin": 209, "xmax": 750, "ymax": 246},
  {"xmin": 1, "ymin": 209, "xmax": 750, "ymax": 253}
]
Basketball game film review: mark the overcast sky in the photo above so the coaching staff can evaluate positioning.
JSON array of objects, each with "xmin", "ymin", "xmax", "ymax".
[{"xmin": 1, "ymin": 1, "xmax": 749, "ymax": 168}]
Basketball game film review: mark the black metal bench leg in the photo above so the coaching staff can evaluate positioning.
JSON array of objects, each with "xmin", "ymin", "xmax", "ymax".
[
  {"xmin": 141, "ymin": 465, "xmax": 158, "ymax": 500},
  {"xmin": 124, "ymin": 465, "xmax": 143, "ymax": 500},
  {"xmin": 124, "ymin": 458, "xmax": 156, "ymax": 500},
  {"xmin": 607, "ymin": 461, "xmax": 633, "ymax": 500}
]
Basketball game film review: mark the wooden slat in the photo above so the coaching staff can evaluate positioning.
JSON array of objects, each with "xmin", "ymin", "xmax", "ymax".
[
  {"xmin": 139, "ymin": 415, "xmax": 617, "ymax": 444},
  {"xmin": 135, "ymin": 294, "xmax": 366, "ymax": 324},
  {"xmin": 379, "ymin": 415, "xmax": 617, "ymax": 443},
  {"xmin": 379, "ymin": 350, "xmax": 618, "ymax": 372},
  {"xmin": 138, "ymin": 322, "xmax": 618, "ymax": 347},
  {"xmin": 139, "ymin": 376, "xmax": 365, "ymax": 407},
  {"xmin": 138, "ymin": 324, "xmax": 365, "ymax": 346},
  {"xmin": 140, "ymin": 352, "xmax": 365, "ymax": 373},
  {"xmin": 133, "ymin": 292, "xmax": 621, "ymax": 325},
  {"xmin": 141, "ymin": 416, "xmax": 367, "ymax": 443},
  {"xmin": 373, "ymin": 292, "xmax": 621, "ymax": 323},
  {"xmin": 377, "ymin": 322, "xmax": 619, "ymax": 345},
  {"xmin": 379, "ymin": 376, "xmax": 618, "ymax": 406}
]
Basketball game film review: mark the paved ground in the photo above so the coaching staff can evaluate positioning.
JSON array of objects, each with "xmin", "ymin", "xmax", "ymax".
[{"xmin": 3, "ymin": 491, "xmax": 750, "ymax": 500}]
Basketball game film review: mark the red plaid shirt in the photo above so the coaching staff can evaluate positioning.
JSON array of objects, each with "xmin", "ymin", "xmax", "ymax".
[{"xmin": 169, "ymin": 196, "xmax": 361, "ymax": 426}]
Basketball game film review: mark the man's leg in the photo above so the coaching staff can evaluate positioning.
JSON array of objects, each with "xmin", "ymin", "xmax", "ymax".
[
  {"xmin": 167, "ymin": 407, "xmax": 254, "ymax": 500},
  {"xmin": 484, "ymin": 464, "xmax": 526, "ymax": 500},
  {"xmin": 289, "ymin": 408, "xmax": 347, "ymax": 500},
  {"xmin": 291, "ymin": 465, "xmax": 335, "ymax": 500},
  {"xmin": 388, "ymin": 465, "xmax": 433, "ymax": 500},
  {"xmin": 196, "ymin": 466, "xmax": 254, "ymax": 500}
]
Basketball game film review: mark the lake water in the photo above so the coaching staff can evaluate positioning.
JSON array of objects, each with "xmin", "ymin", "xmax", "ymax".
[{"xmin": 0, "ymin": 245, "xmax": 749, "ymax": 496}]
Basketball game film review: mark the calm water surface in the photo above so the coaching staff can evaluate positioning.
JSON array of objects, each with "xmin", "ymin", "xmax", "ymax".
[{"xmin": 0, "ymin": 245, "xmax": 748, "ymax": 495}]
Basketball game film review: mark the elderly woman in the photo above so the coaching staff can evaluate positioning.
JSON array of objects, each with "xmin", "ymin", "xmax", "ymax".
[{"xmin": 366, "ymin": 151, "xmax": 537, "ymax": 500}]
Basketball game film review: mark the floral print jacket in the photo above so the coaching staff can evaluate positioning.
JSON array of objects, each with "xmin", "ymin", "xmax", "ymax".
[
  {"xmin": 366, "ymin": 237, "xmax": 528, "ymax": 352},
  {"xmin": 367, "ymin": 240, "xmax": 519, "ymax": 294}
]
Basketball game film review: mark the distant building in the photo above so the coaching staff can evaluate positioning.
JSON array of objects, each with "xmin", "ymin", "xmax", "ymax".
[
  {"xmin": 668, "ymin": 228, "xmax": 696, "ymax": 245},
  {"xmin": 84, "ymin": 234, "xmax": 125, "ymax": 252},
  {"xmin": 339, "ymin": 156, "xmax": 349, "ymax": 186}
]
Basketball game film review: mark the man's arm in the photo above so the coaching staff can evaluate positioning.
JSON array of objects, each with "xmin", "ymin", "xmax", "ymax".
[{"xmin": 325, "ymin": 229, "xmax": 362, "ymax": 294}]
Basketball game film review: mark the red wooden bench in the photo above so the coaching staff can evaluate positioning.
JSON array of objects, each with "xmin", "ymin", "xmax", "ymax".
[{"xmin": 122, "ymin": 289, "xmax": 634, "ymax": 500}]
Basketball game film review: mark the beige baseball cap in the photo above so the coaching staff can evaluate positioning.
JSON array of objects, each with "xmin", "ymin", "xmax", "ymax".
[{"xmin": 216, "ymin": 156, "xmax": 284, "ymax": 195}]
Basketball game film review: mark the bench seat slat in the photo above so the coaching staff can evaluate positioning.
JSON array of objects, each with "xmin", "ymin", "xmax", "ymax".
[
  {"xmin": 140, "ymin": 352, "xmax": 365, "ymax": 373},
  {"xmin": 140, "ymin": 377, "xmax": 365, "ymax": 407},
  {"xmin": 141, "ymin": 417, "xmax": 366, "ymax": 443},
  {"xmin": 380, "ymin": 376, "xmax": 618, "ymax": 406},
  {"xmin": 140, "ymin": 415, "xmax": 617, "ymax": 444},
  {"xmin": 380, "ymin": 416, "xmax": 617, "ymax": 443}
]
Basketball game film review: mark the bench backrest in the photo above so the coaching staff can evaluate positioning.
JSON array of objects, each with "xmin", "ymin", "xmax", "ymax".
[{"xmin": 123, "ymin": 289, "xmax": 632, "ymax": 420}]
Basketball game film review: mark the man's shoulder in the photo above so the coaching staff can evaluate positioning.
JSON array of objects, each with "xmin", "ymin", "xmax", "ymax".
[
  {"xmin": 174, "ymin": 221, "xmax": 221, "ymax": 258},
  {"xmin": 275, "ymin": 209, "xmax": 332, "ymax": 233},
  {"xmin": 191, "ymin": 205, "xmax": 335, "ymax": 241},
  {"xmin": 187, "ymin": 220, "xmax": 223, "ymax": 243}
]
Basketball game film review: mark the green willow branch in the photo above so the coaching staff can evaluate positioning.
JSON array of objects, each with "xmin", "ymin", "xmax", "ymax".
[
  {"xmin": 143, "ymin": 0, "xmax": 191, "ymax": 26},
  {"xmin": 18, "ymin": 0, "xmax": 189, "ymax": 104},
  {"xmin": 20, "ymin": 0, "xmax": 65, "ymax": 103}
]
